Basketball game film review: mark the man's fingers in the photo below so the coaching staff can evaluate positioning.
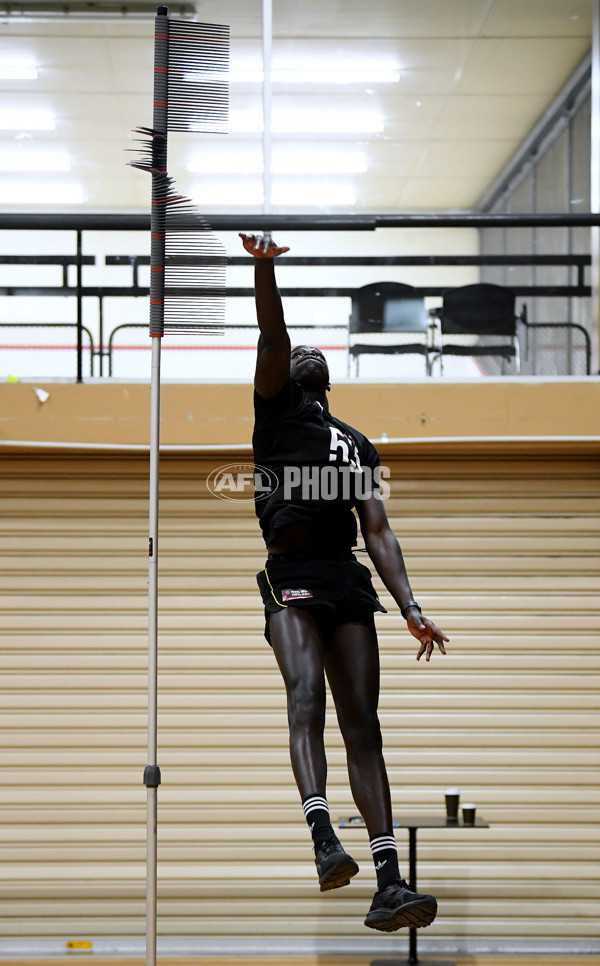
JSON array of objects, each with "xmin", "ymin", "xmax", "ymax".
[
  {"xmin": 238, "ymin": 232, "xmax": 261, "ymax": 248},
  {"xmin": 417, "ymin": 636, "xmax": 448, "ymax": 661},
  {"xmin": 423, "ymin": 618, "xmax": 450, "ymax": 644},
  {"xmin": 239, "ymin": 232, "xmax": 290, "ymax": 258}
]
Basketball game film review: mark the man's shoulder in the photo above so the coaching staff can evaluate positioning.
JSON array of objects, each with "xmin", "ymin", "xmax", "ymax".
[
  {"xmin": 329, "ymin": 412, "xmax": 370, "ymax": 445},
  {"xmin": 253, "ymin": 378, "xmax": 307, "ymax": 426},
  {"xmin": 328, "ymin": 413, "xmax": 379, "ymax": 462}
]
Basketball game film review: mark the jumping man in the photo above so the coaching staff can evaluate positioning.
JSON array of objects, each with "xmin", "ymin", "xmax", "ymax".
[{"xmin": 241, "ymin": 232, "xmax": 449, "ymax": 932}]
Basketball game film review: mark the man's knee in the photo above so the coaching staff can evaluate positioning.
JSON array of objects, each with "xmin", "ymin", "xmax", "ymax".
[
  {"xmin": 339, "ymin": 710, "xmax": 383, "ymax": 754},
  {"xmin": 287, "ymin": 682, "xmax": 325, "ymax": 733}
]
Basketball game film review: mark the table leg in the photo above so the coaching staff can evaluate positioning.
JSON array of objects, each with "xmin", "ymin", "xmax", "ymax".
[
  {"xmin": 408, "ymin": 826, "xmax": 417, "ymax": 964},
  {"xmin": 371, "ymin": 960, "xmax": 457, "ymax": 965},
  {"xmin": 370, "ymin": 828, "xmax": 456, "ymax": 966}
]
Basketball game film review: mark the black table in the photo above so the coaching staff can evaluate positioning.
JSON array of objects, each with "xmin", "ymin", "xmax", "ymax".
[{"xmin": 339, "ymin": 814, "xmax": 490, "ymax": 966}]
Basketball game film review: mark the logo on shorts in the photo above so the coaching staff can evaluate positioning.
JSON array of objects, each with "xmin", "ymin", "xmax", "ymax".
[
  {"xmin": 206, "ymin": 463, "xmax": 278, "ymax": 503},
  {"xmin": 282, "ymin": 588, "xmax": 313, "ymax": 601}
]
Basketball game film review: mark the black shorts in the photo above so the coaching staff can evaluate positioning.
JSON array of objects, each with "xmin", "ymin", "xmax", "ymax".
[{"xmin": 256, "ymin": 552, "xmax": 387, "ymax": 645}]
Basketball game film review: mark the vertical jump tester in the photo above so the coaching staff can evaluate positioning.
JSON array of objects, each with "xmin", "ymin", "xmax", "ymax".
[{"xmin": 128, "ymin": 7, "xmax": 229, "ymax": 963}]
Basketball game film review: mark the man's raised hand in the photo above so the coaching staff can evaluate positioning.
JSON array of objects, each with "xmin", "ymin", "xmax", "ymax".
[{"xmin": 239, "ymin": 232, "xmax": 290, "ymax": 258}]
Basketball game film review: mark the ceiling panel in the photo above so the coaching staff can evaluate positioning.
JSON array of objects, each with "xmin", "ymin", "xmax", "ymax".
[
  {"xmin": 380, "ymin": 177, "xmax": 487, "ymax": 210},
  {"xmin": 412, "ymin": 139, "xmax": 521, "ymax": 178},
  {"xmin": 0, "ymin": 0, "xmax": 594, "ymax": 213},
  {"xmin": 480, "ymin": 0, "xmax": 593, "ymax": 37},
  {"xmin": 429, "ymin": 94, "xmax": 552, "ymax": 141},
  {"xmin": 269, "ymin": 0, "xmax": 493, "ymax": 39},
  {"xmin": 456, "ymin": 38, "xmax": 591, "ymax": 94}
]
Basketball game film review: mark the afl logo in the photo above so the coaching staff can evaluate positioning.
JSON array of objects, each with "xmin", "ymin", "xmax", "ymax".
[{"xmin": 206, "ymin": 463, "xmax": 279, "ymax": 503}]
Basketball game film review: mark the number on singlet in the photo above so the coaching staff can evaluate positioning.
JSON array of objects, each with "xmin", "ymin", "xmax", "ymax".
[{"xmin": 328, "ymin": 426, "xmax": 362, "ymax": 471}]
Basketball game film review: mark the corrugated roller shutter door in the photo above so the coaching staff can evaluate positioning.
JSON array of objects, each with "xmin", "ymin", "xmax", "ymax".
[{"xmin": 0, "ymin": 449, "xmax": 598, "ymax": 946}]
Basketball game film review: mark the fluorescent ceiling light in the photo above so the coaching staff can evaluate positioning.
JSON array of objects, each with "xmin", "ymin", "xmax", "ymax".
[
  {"xmin": 0, "ymin": 155, "xmax": 71, "ymax": 171},
  {"xmin": 0, "ymin": 181, "xmax": 83, "ymax": 203},
  {"xmin": 226, "ymin": 69, "xmax": 263, "ymax": 83},
  {"xmin": 0, "ymin": 66, "xmax": 38, "ymax": 80},
  {"xmin": 188, "ymin": 157, "xmax": 264, "ymax": 175},
  {"xmin": 224, "ymin": 111, "xmax": 383, "ymax": 135},
  {"xmin": 191, "ymin": 182, "xmax": 263, "ymax": 206},
  {"xmin": 271, "ymin": 183, "xmax": 356, "ymax": 206},
  {"xmin": 190, "ymin": 68, "xmax": 398, "ymax": 85},
  {"xmin": 190, "ymin": 180, "xmax": 355, "ymax": 207},
  {"xmin": 187, "ymin": 153, "xmax": 367, "ymax": 175},
  {"xmin": 279, "ymin": 114, "xmax": 382, "ymax": 134},
  {"xmin": 0, "ymin": 113, "xmax": 55, "ymax": 130},
  {"xmin": 271, "ymin": 69, "xmax": 399, "ymax": 84},
  {"xmin": 282, "ymin": 156, "xmax": 367, "ymax": 174}
]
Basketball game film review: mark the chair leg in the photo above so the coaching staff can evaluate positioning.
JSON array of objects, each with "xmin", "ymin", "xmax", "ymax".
[{"xmin": 429, "ymin": 352, "xmax": 441, "ymax": 376}]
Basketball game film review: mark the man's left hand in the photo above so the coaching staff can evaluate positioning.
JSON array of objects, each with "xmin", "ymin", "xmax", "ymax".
[{"xmin": 407, "ymin": 613, "xmax": 449, "ymax": 662}]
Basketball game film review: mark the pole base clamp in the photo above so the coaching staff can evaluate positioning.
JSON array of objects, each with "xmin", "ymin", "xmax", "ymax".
[{"xmin": 143, "ymin": 765, "xmax": 162, "ymax": 788}]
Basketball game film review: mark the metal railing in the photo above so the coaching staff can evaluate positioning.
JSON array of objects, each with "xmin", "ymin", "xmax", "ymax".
[{"xmin": 0, "ymin": 212, "xmax": 597, "ymax": 380}]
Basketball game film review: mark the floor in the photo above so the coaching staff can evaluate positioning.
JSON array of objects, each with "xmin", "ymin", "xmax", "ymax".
[{"xmin": 11, "ymin": 957, "xmax": 600, "ymax": 966}]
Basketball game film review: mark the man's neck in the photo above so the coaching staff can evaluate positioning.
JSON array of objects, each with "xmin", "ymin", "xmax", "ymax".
[{"xmin": 304, "ymin": 388, "xmax": 329, "ymax": 412}]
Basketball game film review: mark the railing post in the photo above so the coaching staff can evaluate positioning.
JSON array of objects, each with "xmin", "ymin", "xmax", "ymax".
[
  {"xmin": 76, "ymin": 229, "xmax": 83, "ymax": 383},
  {"xmin": 98, "ymin": 296, "xmax": 104, "ymax": 378},
  {"xmin": 591, "ymin": 0, "xmax": 600, "ymax": 373}
]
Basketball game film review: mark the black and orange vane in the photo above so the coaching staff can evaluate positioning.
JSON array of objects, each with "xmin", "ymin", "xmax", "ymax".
[{"xmin": 130, "ymin": 5, "xmax": 229, "ymax": 336}]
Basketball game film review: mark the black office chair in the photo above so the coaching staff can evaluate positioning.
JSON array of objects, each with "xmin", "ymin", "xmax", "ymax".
[
  {"xmin": 348, "ymin": 281, "xmax": 434, "ymax": 376},
  {"xmin": 432, "ymin": 283, "xmax": 524, "ymax": 375}
]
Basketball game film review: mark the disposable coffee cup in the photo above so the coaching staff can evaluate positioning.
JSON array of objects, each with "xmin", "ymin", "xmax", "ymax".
[
  {"xmin": 462, "ymin": 802, "xmax": 476, "ymax": 825},
  {"xmin": 445, "ymin": 787, "xmax": 460, "ymax": 822}
]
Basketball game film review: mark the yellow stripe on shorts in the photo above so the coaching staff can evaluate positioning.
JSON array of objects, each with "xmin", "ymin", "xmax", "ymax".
[{"xmin": 264, "ymin": 566, "xmax": 288, "ymax": 607}]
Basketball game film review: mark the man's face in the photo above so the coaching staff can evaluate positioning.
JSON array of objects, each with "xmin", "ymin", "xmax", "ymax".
[{"xmin": 290, "ymin": 345, "xmax": 330, "ymax": 392}]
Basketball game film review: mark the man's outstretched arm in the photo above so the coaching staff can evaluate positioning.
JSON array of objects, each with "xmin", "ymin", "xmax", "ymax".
[
  {"xmin": 239, "ymin": 233, "xmax": 291, "ymax": 399},
  {"xmin": 357, "ymin": 492, "xmax": 449, "ymax": 662}
]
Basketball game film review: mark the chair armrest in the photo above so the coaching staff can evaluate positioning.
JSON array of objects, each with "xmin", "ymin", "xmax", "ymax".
[{"xmin": 521, "ymin": 320, "xmax": 591, "ymax": 375}]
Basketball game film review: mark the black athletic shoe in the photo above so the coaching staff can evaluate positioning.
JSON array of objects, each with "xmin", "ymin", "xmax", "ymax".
[
  {"xmin": 364, "ymin": 877, "xmax": 438, "ymax": 932},
  {"xmin": 314, "ymin": 835, "xmax": 359, "ymax": 892}
]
